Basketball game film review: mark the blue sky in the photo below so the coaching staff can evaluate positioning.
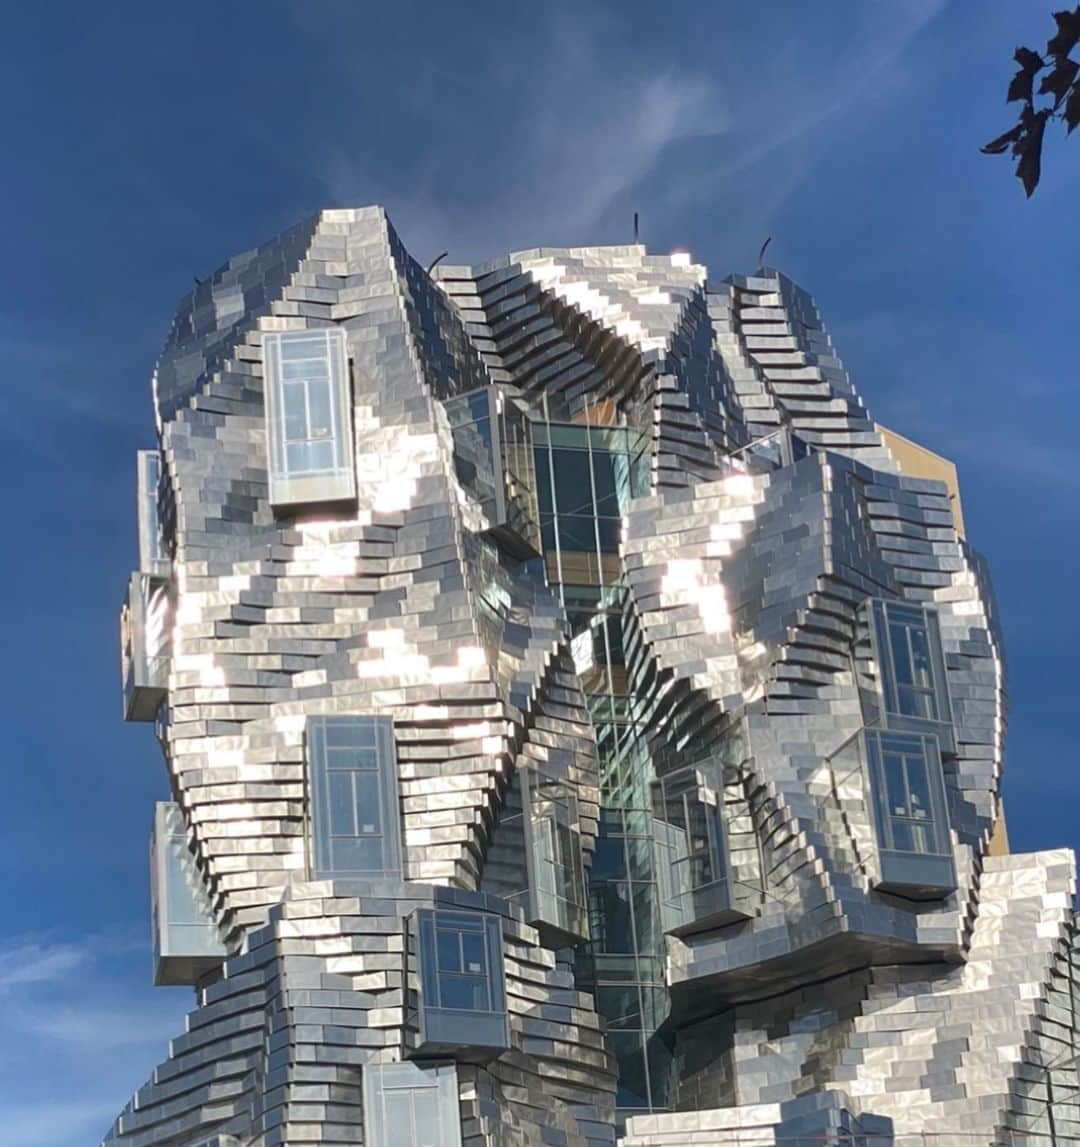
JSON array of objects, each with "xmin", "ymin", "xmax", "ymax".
[{"xmin": 1, "ymin": 2, "xmax": 1076, "ymax": 1143}]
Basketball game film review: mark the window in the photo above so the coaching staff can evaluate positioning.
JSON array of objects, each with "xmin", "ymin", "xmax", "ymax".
[
  {"xmin": 485, "ymin": 768, "xmax": 588, "ymax": 947},
  {"xmin": 865, "ymin": 730, "xmax": 955, "ymax": 898},
  {"xmin": 307, "ymin": 716, "xmax": 401, "ymax": 879},
  {"xmin": 444, "ymin": 386, "xmax": 540, "ymax": 558},
  {"xmin": 867, "ymin": 599, "xmax": 953, "ymax": 749},
  {"xmin": 533, "ymin": 422, "xmax": 649, "ymax": 586},
  {"xmin": 263, "ymin": 329, "xmax": 355, "ymax": 508},
  {"xmin": 122, "ymin": 571, "xmax": 171, "ymax": 722},
  {"xmin": 363, "ymin": 1061, "xmax": 462, "ymax": 1147},
  {"xmin": 150, "ymin": 802, "xmax": 225, "ymax": 986},
  {"xmin": 136, "ymin": 450, "xmax": 168, "ymax": 575},
  {"xmin": 411, "ymin": 909, "xmax": 509, "ymax": 1060},
  {"xmin": 652, "ymin": 764, "xmax": 748, "ymax": 935}
]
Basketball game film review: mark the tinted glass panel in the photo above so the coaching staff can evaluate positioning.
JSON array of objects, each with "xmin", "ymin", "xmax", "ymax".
[{"xmin": 308, "ymin": 715, "xmax": 400, "ymax": 878}]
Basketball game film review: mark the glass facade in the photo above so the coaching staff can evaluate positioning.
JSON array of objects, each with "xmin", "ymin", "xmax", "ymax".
[
  {"xmin": 150, "ymin": 802, "xmax": 225, "ymax": 987},
  {"xmin": 530, "ymin": 412, "xmax": 669, "ymax": 1122},
  {"xmin": 307, "ymin": 715, "xmax": 401, "ymax": 879},
  {"xmin": 411, "ymin": 909, "xmax": 510, "ymax": 1061},
  {"xmin": 363, "ymin": 1061, "xmax": 462, "ymax": 1147},
  {"xmin": 867, "ymin": 599, "xmax": 954, "ymax": 752},
  {"xmin": 534, "ymin": 421, "xmax": 649, "ymax": 587},
  {"xmin": 263, "ymin": 329, "xmax": 356, "ymax": 508}
]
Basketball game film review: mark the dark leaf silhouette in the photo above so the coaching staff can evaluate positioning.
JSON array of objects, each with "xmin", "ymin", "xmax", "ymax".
[
  {"xmin": 984, "ymin": 6, "xmax": 1080, "ymax": 194},
  {"xmin": 1017, "ymin": 108, "xmax": 1052, "ymax": 196},
  {"xmin": 981, "ymin": 124, "xmax": 1024, "ymax": 154},
  {"xmin": 1008, "ymin": 47, "xmax": 1045, "ymax": 102},
  {"xmin": 1046, "ymin": 8, "xmax": 1080, "ymax": 57},
  {"xmin": 1039, "ymin": 55, "xmax": 1079, "ymax": 103},
  {"xmin": 1066, "ymin": 83, "xmax": 1080, "ymax": 131}
]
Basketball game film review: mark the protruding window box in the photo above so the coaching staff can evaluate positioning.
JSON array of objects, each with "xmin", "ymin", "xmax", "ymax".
[
  {"xmin": 445, "ymin": 386, "xmax": 540, "ymax": 559},
  {"xmin": 364, "ymin": 1061, "xmax": 462, "ymax": 1147},
  {"xmin": 497, "ymin": 768, "xmax": 589, "ymax": 948},
  {"xmin": 652, "ymin": 764, "xmax": 751, "ymax": 937},
  {"xmin": 121, "ymin": 572, "xmax": 171, "ymax": 722},
  {"xmin": 864, "ymin": 729, "xmax": 956, "ymax": 899},
  {"xmin": 863, "ymin": 599, "xmax": 955, "ymax": 753},
  {"xmin": 263, "ymin": 329, "xmax": 356, "ymax": 511},
  {"xmin": 136, "ymin": 449, "xmax": 170, "ymax": 579},
  {"xmin": 151, "ymin": 802, "xmax": 225, "ymax": 987},
  {"xmin": 307, "ymin": 715, "xmax": 402, "ymax": 880},
  {"xmin": 408, "ymin": 909, "xmax": 510, "ymax": 1063}
]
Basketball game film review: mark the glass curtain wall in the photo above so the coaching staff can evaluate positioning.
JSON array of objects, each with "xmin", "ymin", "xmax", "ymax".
[{"xmin": 531, "ymin": 398, "xmax": 672, "ymax": 1120}]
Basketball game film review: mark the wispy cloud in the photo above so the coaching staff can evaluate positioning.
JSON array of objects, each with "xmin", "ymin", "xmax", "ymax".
[
  {"xmin": 0, "ymin": 928, "xmax": 188, "ymax": 1147},
  {"xmin": 0, "ymin": 938, "xmax": 92, "ymax": 990}
]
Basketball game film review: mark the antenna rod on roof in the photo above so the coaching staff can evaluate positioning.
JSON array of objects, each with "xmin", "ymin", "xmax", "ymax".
[
  {"xmin": 757, "ymin": 235, "xmax": 773, "ymax": 271},
  {"xmin": 426, "ymin": 251, "xmax": 449, "ymax": 276},
  {"xmin": 633, "ymin": 212, "xmax": 639, "ymax": 243}
]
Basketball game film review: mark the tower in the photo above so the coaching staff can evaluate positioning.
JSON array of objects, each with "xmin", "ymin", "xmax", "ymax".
[{"xmin": 108, "ymin": 207, "xmax": 1079, "ymax": 1147}]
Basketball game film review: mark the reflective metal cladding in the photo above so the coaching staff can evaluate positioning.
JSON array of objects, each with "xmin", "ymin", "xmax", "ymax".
[{"xmin": 106, "ymin": 206, "xmax": 1079, "ymax": 1147}]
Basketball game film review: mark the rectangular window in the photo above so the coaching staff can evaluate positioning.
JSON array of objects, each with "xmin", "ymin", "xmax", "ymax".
[
  {"xmin": 411, "ymin": 909, "xmax": 509, "ymax": 1061},
  {"xmin": 652, "ymin": 764, "xmax": 748, "ymax": 935},
  {"xmin": 865, "ymin": 729, "xmax": 955, "ymax": 898},
  {"xmin": 444, "ymin": 386, "xmax": 540, "ymax": 558},
  {"xmin": 868, "ymin": 599, "xmax": 954, "ymax": 750},
  {"xmin": 532, "ymin": 421, "xmax": 649, "ymax": 587},
  {"xmin": 488, "ymin": 768, "xmax": 588, "ymax": 947},
  {"xmin": 122, "ymin": 572, "xmax": 171, "ymax": 722},
  {"xmin": 151, "ymin": 802, "xmax": 226, "ymax": 986},
  {"xmin": 307, "ymin": 715, "xmax": 401, "ymax": 879},
  {"xmin": 136, "ymin": 450, "xmax": 168, "ymax": 575},
  {"xmin": 263, "ymin": 329, "xmax": 355, "ymax": 508},
  {"xmin": 363, "ymin": 1061, "xmax": 462, "ymax": 1147}
]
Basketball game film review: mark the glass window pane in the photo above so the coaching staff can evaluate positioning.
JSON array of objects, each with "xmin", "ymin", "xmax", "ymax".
[
  {"xmin": 883, "ymin": 751, "xmax": 909, "ymax": 817},
  {"xmin": 594, "ymin": 516, "xmax": 621, "ymax": 553},
  {"xmin": 438, "ymin": 972, "xmax": 490, "ymax": 1011},
  {"xmin": 908, "ymin": 625, "xmax": 934, "ymax": 690},
  {"xmin": 589, "ymin": 836, "xmax": 626, "ymax": 882},
  {"xmin": 283, "ymin": 380, "xmax": 308, "ymax": 443},
  {"xmin": 330, "ymin": 837, "xmax": 384, "ymax": 871},
  {"xmin": 352, "ymin": 770, "xmax": 381, "ymax": 835},
  {"xmin": 888, "ymin": 621, "xmax": 914, "ymax": 685},
  {"xmin": 460, "ymin": 931, "xmax": 487, "ymax": 975},
  {"xmin": 596, "ymin": 984, "xmax": 642, "ymax": 1030},
  {"xmin": 328, "ymin": 770, "xmax": 356, "ymax": 836},
  {"xmin": 903, "ymin": 754, "xmax": 932, "ymax": 820},
  {"xmin": 591, "ymin": 449, "xmax": 620, "ymax": 516},
  {"xmin": 436, "ymin": 928, "xmax": 461, "ymax": 974},
  {"xmin": 308, "ymin": 715, "xmax": 400, "ymax": 878},
  {"xmin": 558, "ymin": 515, "xmax": 596, "ymax": 552},
  {"xmin": 307, "ymin": 377, "xmax": 333, "ymax": 440},
  {"xmin": 534, "ymin": 448, "xmax": 553, "ymax": 515},
  {"xmin": 551, "ymin": 449, "xmax": 594, "ymax": 516},
  {"xmin": 898, "ymin": 685, "xmax": 935, "ymax": 720},
  {"xmin": 610, "ymin": 1031, "xmax": 649, "ymax": 1108}
]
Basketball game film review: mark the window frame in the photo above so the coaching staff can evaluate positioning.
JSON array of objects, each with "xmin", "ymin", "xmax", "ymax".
[
  {"xmin": 363, "ymin": 1061, "xmax": 462, "ymax": 1147},
  {"xmin": 867, "ymin": 598, "xmax": 954, "ymax": 751},
  {"xmin": 262, "ymin": 328, "xmax": 356, "ymax": 508},
  {"xmin": 863, "ymin": 728, "xmax": 956, "ymax": 898},
  {"xmin": 306, "ymin": 715, "xmax": 402, "ymax": 881},
  {"xmin": 411, "ymin": 908, "xmax": 510, "ymax": 1061}
]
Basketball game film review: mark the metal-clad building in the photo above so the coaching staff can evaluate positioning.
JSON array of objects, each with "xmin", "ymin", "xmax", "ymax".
[{"xmin": 106, "ymin": 206, "xmax": 1079, "ymax": 1147}]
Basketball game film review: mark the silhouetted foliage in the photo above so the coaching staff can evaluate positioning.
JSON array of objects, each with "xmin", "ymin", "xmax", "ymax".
[{"xmin": 983, "ymin": 6, "xmax": 1080, "ymax": 195}]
